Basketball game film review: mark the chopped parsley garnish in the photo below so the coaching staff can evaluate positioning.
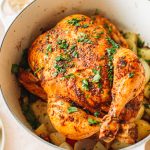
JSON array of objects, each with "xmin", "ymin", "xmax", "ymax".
[
  {"xmin": 144, "ymin": 104, "xmax": 150, "ymax": 109},
  {"xmin": 57, "ymin": 39, "xmax": 69, "ymax": 50},
  {"xmin": 104, "ymin": 23, "xmax": 112, "ymax": 33},
  {"xmin": 67, "ymin": 18, "xmax": 81, "ymax": 27},
  {"xmin": 55, "ymin": 55, "xmax": 65, "ymax": 62},
  {"xmin": 54, "ymin": 64, "xmax": 66, "ymax": 73},
  {"xmin": 106, "ymin": 37, "xmax": 119, "ymax": 49},
  {"xmin": 88, "ymin": 118, "xmax": 99, "ymax": 125},
  {"xmin": 72, "ymin": 51, "xmax": 78, "ymax": 58},
  {"xmin": 52, "ymin": 72, "xmax": 58, "ymax": 77},
  {"xmin": 128, "ymin": 72, "xmax": 134, "ymax": 78},
  {"xmin": 68, "ymin": 106, "xmax": 78, "ymax": 114},
  {"xmin": 98, "ymin": 83, "xmax": 102, "ymax": 89},
  {"xmin": 11, "ymin": 64, "xmax": 19, "ymax": 74},
  {"xmin": 93, "ymin": 31, "xmax": 104, "ymax": 39},
  {"xmin": 82, "ymin": 79, "xmax": 89, "ymax": 91},
  {"xmin": 70, "ymin": 44, "xmax": 76, "ymax": 51},
  {"xmin": 92, "ymin": 69, "xmax": 101, "ymax": 83},
  {"xmin": 46, "ymin": 44, "xmax": 52, "ymax": 53},
  {"xmin": 106, "ymin": 37, "xmax": 120, "ymax": 85},
  {"xmin": 93, "ymin": 73, "xmax": 101, "ymax": 83},
  {"xmin": 78, "ymin": 33, "xmax": 93, "ymax": 44},
  {"xmin": 34, "ymin": 67, "xmax": 44, "ymax": 75},
  {"xmin": 82, "ymin": 24, "xmax": 89, "ymax": 28},
  {"xmin": 94, "ymin": 112, "xmax": 100, "ymax": 117},
  {"xmin": 64, "ymin": 73, "xmax": 75, "ymax": 79}
]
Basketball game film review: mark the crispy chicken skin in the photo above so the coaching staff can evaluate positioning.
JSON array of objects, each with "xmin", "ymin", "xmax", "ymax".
[
  {"xmin": 19, "ymin": 14, "xmax": 145, "ymax": 142},
  {"xmin": 18, "ymin": 69, "xmax": 47, "ymax": 100}
]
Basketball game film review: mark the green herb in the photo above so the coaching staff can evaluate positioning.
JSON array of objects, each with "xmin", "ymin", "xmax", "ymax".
[
  {"xmin": 82, "ymin": 79, "xmax": 89, "ymax": 91},
  {"xmin": 93, "ymin": 74, "xmax": 101, "ymax": 83},
  {"xmin": 106, "ymin": 37, "xmax": 119, "ymax": 49},
  {"xmin": 137, "ymin": 35, "xmax": 145, "ymax": 48},
  {"xmin": 68, "ymin": 18, "xmax": 81, "ymax": 27},
  {"xmin": 34, "ymin": 67, "xmax": 44, "ymax": 75},
  {"xmin": 57, "ymin": 39, "xmax": 69, "ymax": 49},
  {"xmin": 52, "ymin": 72, "xmax": 58, "ymax": 77},
  {"xmin": 70, "ymin": 44, "xmax": 76, "ymax": 51},
  {"xmin": 94, "ymin": 112, "xmax": 100, "ymax": 117},
  {"xmin": 128, "ymin": 72, "xmax": 134, "ymax": 78},
  {"xmin": 55, "ymin": 55, "xmax": 65, "ymax": 61},
  {"xmin": 93, "ymin": 31, "xmax": 104, "ymax": 39},
  {"xmin": 54, "ymin": 64, "xmax": 66, "ymax": 73},
  {"xmin": 11, "ymin": 64, "xmax": 19, "ymax": 74},
  {"xmin": 104, "ymin": 23, "xmax": 112, "ymax": 33},
  {"xmin": 98, "ymin": 83, "xmax": 102, "ymax": 89},
  {"xmin": 78, "ymin": 33, "xmax": 93, "ymax": 44},
  {"xmin": 68, "ymin": 106, "xmax": 78, "ymax": 114},
  {"xmin": 46, "ymin": 44, "xmax": 52, "ymax": 53},
  {"xmin": 88, "ymin": 118, "xmax": 99, "ymax": 125},
  {"xmin": 82, "ymin": 24, "xmax": 89, "ymax": 28},
  {"xmin": 144, "ymin": 104, "xmax": 150, "ymax": 109},
  {"xmin": 72, "ymin": 51, "xmax": 78, "ymax": 58},
  {"xmin": 92, "ymin": 69, "xmax": 101, "ymax": 83},
  {"xmin": 106, "ymin": 37, "xmax": 120, "ymax": 85},
  {"xmin": 64, "ymin": 73, "xmax": 75, "ymax": 79}
]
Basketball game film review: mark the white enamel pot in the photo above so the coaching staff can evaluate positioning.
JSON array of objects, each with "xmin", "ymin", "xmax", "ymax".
[{"xmin": 0, "ymin": 0, "xmax": 150, "ymax": 149}]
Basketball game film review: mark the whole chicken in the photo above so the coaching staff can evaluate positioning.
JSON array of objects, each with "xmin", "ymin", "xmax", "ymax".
[{"xmin": 19, "ymin": 14, "xmax": 145, "ymax": 142}]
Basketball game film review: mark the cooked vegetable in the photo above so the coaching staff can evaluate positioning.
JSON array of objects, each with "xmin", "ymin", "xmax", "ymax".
[
  {"xmin": 135, "ymin": 105, "xmax": 145, "ymax": 120},
  {"xmin": 74, "ymin": 139, "xmax": 96, "ymax": 150},
  {"xmin": 138, "ymin": 47, "xmax": 150, "ymax": 61},
  {"xmin": 135, "ymin": 120, "xmax": 150, "ymax": 141},
  {"xmin": 124, "ymin": 32, "xmax": 138, "ymax": 54},
  {"xmin": 50, "ymin": 132, "xmax": 66, "ymax": 146},
  {"xmin": 111, "ymin": 140, "xmax": 131, "ymax": 150},
  {"xmin": 144, "ymin": 82, "xmax": 150, "ymax": 99},
  {"xmin": 35, "ymin": 124, "xmax": 49, "ymax": 139},
  {"xmin": 93, "ymin": 141, "xmax": 107, "ymax": 150},
  {"xmin": 31, "ymin": 100, "xmax": 56, "ymax": 132},
  {"xmin": 60, "ymin": 142, "xmax": 73, "ymax": 150},
  {"xmin": 139, "ymin": 58, "xmax": 150, "ymax": 83}
]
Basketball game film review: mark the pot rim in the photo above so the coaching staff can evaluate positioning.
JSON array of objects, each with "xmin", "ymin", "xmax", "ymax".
[{"xmin": 0, "ymin": 0, "xmax": 149, "ymax": 149}]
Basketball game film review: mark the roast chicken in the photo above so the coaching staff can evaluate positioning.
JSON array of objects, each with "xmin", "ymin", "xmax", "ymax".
[{"xmin": 18, "ymin": 14, "xmax": 145, "ymax": 143}]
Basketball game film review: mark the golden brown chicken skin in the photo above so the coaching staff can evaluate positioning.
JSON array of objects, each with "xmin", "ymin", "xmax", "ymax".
[
  {"xmin": 21, "ymin": 14, "xmax": 145, "ymax": 141},
  {"xmin": 28, "ymin": 14, "xmax": 113, "ymax": 114}
]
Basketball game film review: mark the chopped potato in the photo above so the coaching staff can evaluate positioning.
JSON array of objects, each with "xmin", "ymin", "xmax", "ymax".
[
  {"xmin": 50, "ymin": 132, "xmax": 66, "ymax": 146},
  {"xmin": 31, "ymin": 100, "xmax": 56, "ymax": 132},
  {"xmin": 140, "ymin": 58, "xmax": 150, "ymax": 83},
  {"xmin": 138, "ymin": 47, "xmax": 150, "ymax": 61},
  {"xmin": 144, "ymin": 82, "xmax": 150, "ymax": 99},
  {"xmin": 60, "ymin": 142, "xmax": 73, "ymax": 150},
  {"xmin": 35, "ymin": 124, "xmax": 49, "ymax": 140},
  {"xmin": 111, "ymin": 140, "xmax": 131, "ymax": 150},
  {"xmin": 74, "ymin": 139, "xmax": 96, "ymax": 150},
  {"xmin": 135, "ymin": 120, "xmax": 150, "ymax": 141},
  {"xmin": 125, "ymin": 32, "xmax": 138, "ymax": 54},
  {"xmin": 93, "ymin": 141, "xmax": 107, "ymax": 150},
  {"xmin": 135, "ymin": 105, "xmax": 145, "ymax": 120}
]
